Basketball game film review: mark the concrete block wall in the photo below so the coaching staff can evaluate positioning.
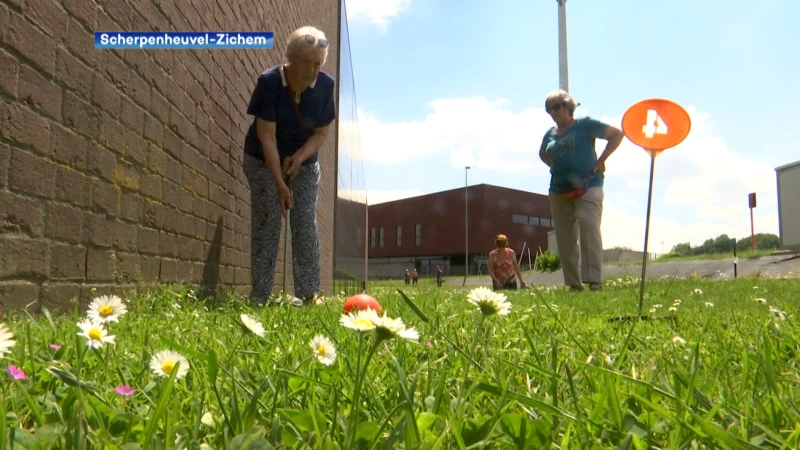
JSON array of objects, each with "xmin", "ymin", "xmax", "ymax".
[{"xmin": 0, "ymin": 0, "xmax": 338, "ymax": 313}]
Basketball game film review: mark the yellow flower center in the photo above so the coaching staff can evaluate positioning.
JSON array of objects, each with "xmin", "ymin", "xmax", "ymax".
[
  {"xmin": 98, "ymin": 305, "xmax": 114, "ymax": 317},
  {"xmin": 161, "ymin": 361, "xmax": 175, "ymax": 375},
  {"xmin": 354, "ymin": 318, "xmax": 373, "ymax": 329},
  {"xmin": 88, "ymin": 328, "xmax": 103, "ymax": 341},
  {"xmin": 317, "ymin": 345, "xmax": 326, "ymax": 356}
]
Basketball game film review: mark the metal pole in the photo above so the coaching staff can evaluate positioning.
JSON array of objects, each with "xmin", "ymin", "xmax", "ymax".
[
  {"xmin": 750, "ymin": 207, "xmax": 755, "ymax": 251},
  {"xmin": 557, "ymin": 0, "xmax": 569, "ymax": 92},
  {"xmin": 283, "ymin": 208, "xmax": 290, "ymax": 301},
  {"xmin": 637, "ymin": 153, "xmax": 657, "ymax": 316},
  {"xmin": 463, "ymin": 166, "xmax": 470, "ymax": 285}
]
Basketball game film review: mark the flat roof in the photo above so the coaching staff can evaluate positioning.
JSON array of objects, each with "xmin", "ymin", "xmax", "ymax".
[{"xmin": 775, "ymin": 160, "xmax": 800, "ymax": 172}]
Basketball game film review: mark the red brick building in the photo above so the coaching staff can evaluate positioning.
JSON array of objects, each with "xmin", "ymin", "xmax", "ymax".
[{"xmin": 366, "ymin": 184, "xmax": 554, "ymax": 279}]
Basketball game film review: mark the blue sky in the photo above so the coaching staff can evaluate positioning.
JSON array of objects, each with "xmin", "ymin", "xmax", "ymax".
[{"xmin": 340, "ymin": 0, "xmax": 799, "ymax": 252}]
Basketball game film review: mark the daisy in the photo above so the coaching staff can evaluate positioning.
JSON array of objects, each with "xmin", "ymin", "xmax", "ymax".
[
  {"xmin": 754, "ymin": 298, "xmax": 767, "ymax": 304},
  {"xmin": 769, "ymin": 306, "xmax": 787, "ymax": 321},
  {"xmin": 77, "ymin": 319, "xmax": 115, "ymax": 349},
  {"xmin": 672, "ymin": 336, "xmax": 686, "ymax": 345},
  {"xmin": 0, "ymin": 323, "xmax": 16, "ymax": 357},
  {"xmin": 340, "ymin": 309, "xmax": 379, "ymax": 332},
  {"xmin": 309, "ymin": 335, "xmax": 337, "ymax": 365},
  {"xmin": 240, "ymin": 314, "xmax": 265, "ymax": 337},
  {"xmin": 371, "ymin": 313, "xmax": 420, "ymax": 342},
  {"xmin": 704, "ymin": 302, "xmax": 714, "ymax": 308},
  {"xmin": 86, "ymin": 295, "xmax": 127, "ymax": 323},
  {"xmin": 150, "ymin": 350, "xmax": 190, "ymax": 379},
  {"xmin": 7, "ymin": 365, "xmax": 27, "ymax": 380},
  {"xmin": 466, "ymin": 287, "xmax": 512, "ymax": 316},
  {"xmin": 115, "ymin": 384, "xmax": 135, "ymax": 396}
]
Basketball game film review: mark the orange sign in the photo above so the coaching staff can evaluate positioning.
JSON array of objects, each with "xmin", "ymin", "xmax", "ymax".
[{"xmin": 621, "ymin": 98, "xmax": 691, "ymax": 156}]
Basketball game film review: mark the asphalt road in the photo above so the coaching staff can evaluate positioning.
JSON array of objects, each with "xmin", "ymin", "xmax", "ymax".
[{"xmin": 446, "ymin": 254, "xmax": 800, "ymax": 287}]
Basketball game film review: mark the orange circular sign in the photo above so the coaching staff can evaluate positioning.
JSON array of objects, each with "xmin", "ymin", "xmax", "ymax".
[{"xmin": 621, "ymin": 98, "xmax": 691, "ymax": 155}]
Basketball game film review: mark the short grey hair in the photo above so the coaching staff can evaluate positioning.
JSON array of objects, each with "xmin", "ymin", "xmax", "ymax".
[
  {"xmin": 545, "ymin": 90, "xmax": 579, "ymax": 116},
  {"xmin": 285, "ymin": 26, "xmax": 329, "ymax": 64}
]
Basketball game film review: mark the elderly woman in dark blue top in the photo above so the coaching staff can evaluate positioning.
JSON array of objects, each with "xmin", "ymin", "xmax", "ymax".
[
  {"xmin": 539, "ymin": 90, "xmax": 623, "ymax": 291},
  {"xmin": 242, "ymin": 26, "xmax": 336, "ymax": 306}
]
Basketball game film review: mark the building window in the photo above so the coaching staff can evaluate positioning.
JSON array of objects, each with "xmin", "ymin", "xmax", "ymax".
[
  {"xmin": 371, "ymin": 227, "xmax": 376, "ymax": 248},
  {"xmin": 379, "ymin": 227, "xmax": 385, "ymax": 248},
  {"xmin": 528, "ymin": 217, "xmax": 540, "ymax": 226},
  {"xmin": 396, "ymin": 225, "xmax": 402, "ymax": 247},
  {"xmin": 541, "ymin": 218, "xmax": 552, "ymax": 227},
  {"xmin": 415, "ymin": 224, "xmax": 421, "ymax": 246},
  {"xmin": 512, "ymin": 214, "xmax": 528, "ymax": 224}
]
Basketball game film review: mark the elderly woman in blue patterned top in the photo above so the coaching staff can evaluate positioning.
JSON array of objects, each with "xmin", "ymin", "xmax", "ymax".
[
  {"xmin": 242, "ymin": 26, "xmax": 336, "ymax": 306},
  {"xmin": 538, "ymin": 90, "xmax": 624, "ymax": 291}
]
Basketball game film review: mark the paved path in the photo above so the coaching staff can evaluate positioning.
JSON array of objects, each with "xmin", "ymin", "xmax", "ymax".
[{"xmin": 445, "ymin": 254, "xmax": 800, "ymax": 287}]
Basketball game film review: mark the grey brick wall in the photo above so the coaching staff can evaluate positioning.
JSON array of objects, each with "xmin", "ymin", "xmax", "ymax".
[{"xmin": 0, "ymin": 0, "xmax": 338, "ymax": 313}]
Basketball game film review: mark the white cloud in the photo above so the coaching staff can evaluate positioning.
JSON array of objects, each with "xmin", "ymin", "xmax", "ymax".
[
  {"xmin": 344, "ymin": 0, "xmax": 413, "ymax": 30},
  {"xmin": 355, "ymin": 96, "xmax": 782, "ymax": 250},
  {"xmin": 358, "ymin": 97, "xmax": 554, "ymax": 175},
  {"xmin": 338, "ymin": 187, "xmax": 425, "ymax": 205}
]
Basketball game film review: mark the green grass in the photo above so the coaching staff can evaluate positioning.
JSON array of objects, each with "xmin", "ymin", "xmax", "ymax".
[{"xmin": 2, "ymin": 275, "xmax": 800, "ymax": 449}]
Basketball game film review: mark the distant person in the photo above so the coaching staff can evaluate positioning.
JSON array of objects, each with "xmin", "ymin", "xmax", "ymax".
[
  {"xmin": 488, "ymin": 234, "xmax": 526, "ymax": 290},
  {"xmin": 242, "ymin": 26, "xmax": 336, "ymax": 306},
  {"xmin": 404, "ymin": 269, "xmax": 410, "ymax": 285},
  {"xmin": 412, "ymin": 269, "xmax": 418, "ymax": 286},
  {"xmin": 538, "ymin": 90, "xmax": 623, "ymax": 291},
  {"xmin": 436, "ymin": 264, "xmax": 443, "ymax": 287}
]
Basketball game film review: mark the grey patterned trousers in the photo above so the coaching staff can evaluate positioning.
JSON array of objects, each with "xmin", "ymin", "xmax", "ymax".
[{"xmin": 243, "ymin": 153, "xmax": 321, "ymax": 303}]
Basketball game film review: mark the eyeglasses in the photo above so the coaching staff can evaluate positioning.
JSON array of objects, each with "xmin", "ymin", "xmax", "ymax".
[
  {"xmin": 546, "ymin": 103, "xmax": 564, "ymax": 113},
  {"xmin": 304, "ymin": 34, "xmax": 328, "ymax": 48}
]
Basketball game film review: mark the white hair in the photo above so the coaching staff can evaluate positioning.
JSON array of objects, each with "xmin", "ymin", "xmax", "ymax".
[
  {"xmin": 285, "ymin": 26, "xmax": 329, "ymax": 64},
  {"xmin": 545, "ymin": 90, "xmax": 579, "ymax": 116}
]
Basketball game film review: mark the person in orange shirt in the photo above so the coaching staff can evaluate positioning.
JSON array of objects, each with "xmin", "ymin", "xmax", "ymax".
[{"xmin": 488, "ymin": 234, "xmax": 526, "ymax": 290}]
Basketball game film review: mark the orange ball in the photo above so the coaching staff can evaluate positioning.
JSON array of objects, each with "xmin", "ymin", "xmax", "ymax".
[{"xmin": 343, "ymin": 294, "xmax": 382, "ymax": 315}]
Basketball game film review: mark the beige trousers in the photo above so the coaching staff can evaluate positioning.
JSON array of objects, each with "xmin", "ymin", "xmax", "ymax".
[{"xmin": 549, "ymin": 187, "xmax": 604, "ymax": 287}]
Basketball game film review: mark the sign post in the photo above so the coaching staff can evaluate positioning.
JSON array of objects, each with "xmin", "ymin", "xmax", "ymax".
[
  {"xmin": 730, "ymin": 238, "xmax": 738, "ymax": 278},
  {"xmin": 748, "ymin": 192, "xmax": 757, "ymax": 251},
  {"xmin": 620, "ymin": 98, "xmax": 692, "ymax": 317}
]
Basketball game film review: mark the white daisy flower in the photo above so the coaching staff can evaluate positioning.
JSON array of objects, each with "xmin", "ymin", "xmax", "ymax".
[
  {"xmin": 201, "ymin": 412, "xmax": 215, "ymax": 428},
  {"xmin": 669, "ymin": 306, "xmax": 678, "ymax": 312},
  {"xmin": 672, "ymin": 336, "xmax": 686, "ymax": 345},
  {"xmin": 340, "ymin": 309, "xmax": 379, "ymax": 332},
  {"xmin": 754, "ymin": 298, "xmax": 767, "ymax": 304},
  {"xmin": 150, "ymin": 350, "xmax": 190, "ymax": 379},
  {"xmin": 309, "ymin": 335, "xmax": 337, "ymax": 365},
  {"xmin": 769, "ymin": 306, "xmax": 787, "ymax": 321},
  {"xmin": 466, "ymin": 287, "xmax": 512, "ymax": 316},
  {"xmin": 693, "ymin": 289, "xmax": 703, "ymax": 294},
  {"xmin": 704, "ymin": 302, "xmax": 714, "ymax": 308},
  {"xmin": 240, "ymin": 314, "xmax": 265, "ymax": 337},
  {"xmin": 371, "ymin": 313, "xmax": 420, "ymax": 342},
  {"xmin": 86, "ymin": 295, "xmax": 127, "ymax": 323},
  {"xmin": 76, "ymin": 319, "xmax": 115, "ymax": 349},
  {"xmin": 0, "ymin": 323, "xmax": 16, "ymax": 357}
]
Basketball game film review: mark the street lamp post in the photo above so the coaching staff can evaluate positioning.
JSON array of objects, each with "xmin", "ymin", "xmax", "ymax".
[
  {"xmin": 557, "ymin": 0, "xmax": 569, "ymax": 92},
  {"xmin": 463, "ymin": 166, "xmax": 470, "ymax": 286}
]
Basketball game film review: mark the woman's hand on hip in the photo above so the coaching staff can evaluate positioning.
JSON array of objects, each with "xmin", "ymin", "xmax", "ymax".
[{"xmin": 593, "ymin": 159, "xmax": 606, "ymax": 175}]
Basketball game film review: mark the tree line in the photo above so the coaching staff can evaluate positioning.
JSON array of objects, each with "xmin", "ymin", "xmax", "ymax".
[{"xmin": 670, "ymin": 233, "xmax": 781, "ymax": 256}]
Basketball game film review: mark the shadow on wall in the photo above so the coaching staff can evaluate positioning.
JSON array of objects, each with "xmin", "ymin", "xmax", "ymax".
[{"xmin": 199, "ymin": 217, "xmax": 224, "ymax": 300}]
